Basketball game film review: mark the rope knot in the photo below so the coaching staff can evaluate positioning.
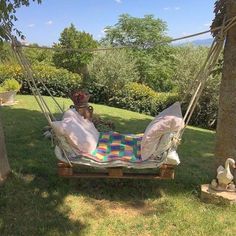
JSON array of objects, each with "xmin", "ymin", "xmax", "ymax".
[{"xmin": 172, "ymin": 136, "xmax": 181, "ymax": 147}]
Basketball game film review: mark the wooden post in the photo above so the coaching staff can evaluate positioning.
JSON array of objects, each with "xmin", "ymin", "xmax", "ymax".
[
  {"xmin": 0, "ymin": 114, "xmax": 10, "ymax": 183},
  {"xmin": 108, "ymin": 167, "xmax": 123, "ymax": 177}
]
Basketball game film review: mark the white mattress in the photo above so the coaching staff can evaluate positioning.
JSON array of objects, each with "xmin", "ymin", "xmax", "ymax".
[{"xmin": 55, "ymin": 146, "xmax": 180, "ymax": 169}]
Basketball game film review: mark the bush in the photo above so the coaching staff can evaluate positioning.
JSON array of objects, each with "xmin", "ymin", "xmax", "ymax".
[
  {"xmin": 186, "ymin": 74, "xmax": 220, "ymax": 129},
  {"xmin": 87, "ymin": 49, "xmax": 139, "ymax": 102},
  {"xmin": 0, "ymin": 64, "xmax": 82, "ymax": 97},
  {"xmin": 0, "ymin": 78, "xmax": 21, "ymax": 92},
  {"xmin": 173, "ymin": 45, "xmax": 220, "ymax": 129},
  {"xmin": 110, "ymin": 82, "xmax": 179, "ymax": 116}
]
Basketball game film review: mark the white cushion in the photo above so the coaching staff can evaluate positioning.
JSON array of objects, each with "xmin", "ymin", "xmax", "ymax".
[
  {"xmin": 165, "ymin": 149, "xmax": 180, "ymax": 165},
  {"xmin": 52, "ymin": 109, "xmax": 99, "ymax": 154},
  {"xmin": 153, "ymin": 132, "xmax": 174, "ymax": 156},
  {"xmin": 141, "ymin": 102, "xmax": 184, "ymax": 160}
]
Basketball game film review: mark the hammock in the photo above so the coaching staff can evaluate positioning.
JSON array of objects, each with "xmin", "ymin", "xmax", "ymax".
[{"xmin": 2, "ymin": 16, "xmax": 236, "ymax": 179}]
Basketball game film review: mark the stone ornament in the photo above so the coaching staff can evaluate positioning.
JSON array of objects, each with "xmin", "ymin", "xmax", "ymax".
[{"xmin": 210, "ymin": 158, "xmax": 236, "ymax": 192}]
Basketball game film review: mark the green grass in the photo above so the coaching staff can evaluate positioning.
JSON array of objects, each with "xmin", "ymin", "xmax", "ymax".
[{"xmin": 0, "ymin": 95, "xmax": 236, "ymax": 236}]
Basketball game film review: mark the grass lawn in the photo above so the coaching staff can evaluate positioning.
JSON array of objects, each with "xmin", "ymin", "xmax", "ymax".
[{"xmin": 0, "ymin": 95, "xmax": 236, "ymax": 236}]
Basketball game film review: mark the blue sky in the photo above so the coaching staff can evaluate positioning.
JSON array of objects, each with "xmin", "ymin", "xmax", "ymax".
[{"xmin": 14, "ymin": 0, "xmax": 216, "ymax": 46}]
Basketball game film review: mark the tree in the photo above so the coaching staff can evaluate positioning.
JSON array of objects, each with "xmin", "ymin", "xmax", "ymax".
[
  {"xmin": 0, "ymin": 113, "xmax": 10, "ymax": 183},
  {"xmin": 53, "ymin": 24, "xmax": 98, "ymax": 78},
  {"xmin": 102, "ymin": 14, "xmax": 175, "ymax": 91},
  {"xmin": 0, "ymin": 0, "xmax": 41, "ymax": 42},
  {"xmin": 214, "ymin": 0, "xmax": 236, "ymax": 163},
  {"xmin": 88, "ymin": 49, "xmax": 139, "ymax": 100},
  {"xmin": 0, "ymin": 0, "xmax": 41, "ymax": 183}
]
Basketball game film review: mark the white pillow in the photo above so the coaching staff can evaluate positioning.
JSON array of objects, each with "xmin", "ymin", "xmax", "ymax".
[
  {"xmin": 52, "ymin": 109, "xmax": 99, "ymax": 154},
  {"xmin": 152, "ymin": 132, "xmax": 174, "ymax": 157},
  {"xmin": 164, "ymin": 149, "xmax": 180, "ymax": 165},
  {"xmin": 141, "ymin": 102, "xmax": 184, "ymax": 160}
]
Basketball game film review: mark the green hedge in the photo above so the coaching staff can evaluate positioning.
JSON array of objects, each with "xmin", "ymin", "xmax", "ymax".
[
  {"xmin": 109, "ymin": 82, "xmax": 179, "ymax": 116},
  {"xmin": 0, "ymin": 64, "xmax": 82, "ymax": 97}
]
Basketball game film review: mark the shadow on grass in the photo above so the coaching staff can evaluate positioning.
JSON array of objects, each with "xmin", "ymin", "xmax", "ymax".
[
  {"xmin": 0, "ymin": 106, "xmax": 217, "ymax": 234},
  {"xmin": 97, "ymin": 113, "xmax": 152, "ymax": 134}
]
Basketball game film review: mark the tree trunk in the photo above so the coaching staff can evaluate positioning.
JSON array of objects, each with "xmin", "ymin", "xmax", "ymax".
[
  {"xmin": 215, "ymin": 0, "xmax": 236, "ymax": 163},
  {"xmin": 0, "ymin": 113, "xmax": 10, "ymax": 183}
]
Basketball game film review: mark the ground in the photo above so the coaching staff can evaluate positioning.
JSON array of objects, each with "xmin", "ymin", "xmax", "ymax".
[{"xmin": 0, "ymin": 95, "xmax": 236, "ymax": 236}]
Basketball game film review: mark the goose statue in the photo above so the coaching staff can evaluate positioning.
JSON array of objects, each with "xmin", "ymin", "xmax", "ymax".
[{"xmin": 211, "ymin": 158, "xmax": 236, "ymax": 191}]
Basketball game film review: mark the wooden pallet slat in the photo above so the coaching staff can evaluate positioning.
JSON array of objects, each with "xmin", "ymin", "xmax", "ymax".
[{"xmin": 57, "ymin": 162, "xmax": 175, "ymax": 180}]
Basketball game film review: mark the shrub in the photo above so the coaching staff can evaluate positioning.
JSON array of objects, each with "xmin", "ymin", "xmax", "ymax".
[
  {"xmin": 87, "ymin": 49, "xmax": 139, "ymax": 102},
  {"xmin": 110, "ymin": 82, "xmax": 179, "ymax": 116},
  {"xmin": 173, "ymin": 45, "xmax": 220, "ymax": 129},
  {"xmin": 0, "ymin": 78, "xmax": 21, "ymax": 92},
  {"xmin": 0, "ymin": 64, "xmax": 82, "ymax": 97},
  {"xmin": 186, "ymin": 74, "xmax": 220, "ymax": 129}
]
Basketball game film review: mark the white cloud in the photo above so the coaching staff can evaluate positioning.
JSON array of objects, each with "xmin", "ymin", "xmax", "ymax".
[
  {"xmin": 115, "ymin": 0, "xmax": 122, "ymax": 3},
  {"xmin": 46, "ymin": 20, "xmax": 53, "ymax": 25},
  {"xmin": 164, "ymin": 7, "xmax": 180, "ymax": 11},
  {"xmin": 28, "ymin": 23, "xmax": 35, "ymax": 28}
]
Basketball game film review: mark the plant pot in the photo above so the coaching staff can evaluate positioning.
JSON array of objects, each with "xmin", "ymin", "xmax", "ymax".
[{"xmin": 0, "ymin": 90, "xmax": 17, "ymax": 105}]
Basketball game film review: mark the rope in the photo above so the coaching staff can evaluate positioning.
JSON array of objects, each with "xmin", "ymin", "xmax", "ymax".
[
  {"xmin": 174, "ymin": 15, "xmax": 235, "ymax": 144},
  {"xmin": 12, "ymin": 41, "xmax": 73, "ymax": 166},
  {"xmin": 18, "ymin": 29, "xmax": 214, "ymax": 53},
  {"xmin": 15, "ymin": 21, "xmax": 232, "ymax": 53},
  {"xmin": 180, "ymin": 38, "xmax": 218, "ymax": 104},
  {"xmin": 3, "ymin": 14, "xmax": 236, "ymax": 164},
  {"xmin": 1, "ymin": 25, "xmax": 73, "ymax": 166}
]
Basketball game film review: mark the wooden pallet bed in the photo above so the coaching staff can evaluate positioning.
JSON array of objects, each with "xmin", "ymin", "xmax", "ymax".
[{"xmin": 58, "ymin": 162, "xmax": 175, "ymax": 179}]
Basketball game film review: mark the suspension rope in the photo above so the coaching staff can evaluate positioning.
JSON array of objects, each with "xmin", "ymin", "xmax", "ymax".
[
  {"xmin": 2, "ymin": 14, "xmax": 236, "ymax": 160},
  {"xmin": 14, "ymin": 17, "xmax": 236, "ymax": 53},
  {"xmin": 175, "ymin": 15, "xmax": 234, "ymax": 143},
  {"xmin": 17, "ymin": 29, "xmax": 214, "ymax": 52},
  {"xmin": 10, "ymin": 36, "xmax": 73, "ymax": 166}
]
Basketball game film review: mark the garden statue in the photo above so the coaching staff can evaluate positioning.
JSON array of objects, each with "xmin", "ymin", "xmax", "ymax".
[
  {"xmin": 70, "ymin": 89, "xmax": 93, "ymax": 121},
  {"xmin": 210, "ymin": 158, "xmax": 236, "ymax": 191},
  {"xmin": 69, "ymin": 89, "xmax": 115, "ymax": 131}
]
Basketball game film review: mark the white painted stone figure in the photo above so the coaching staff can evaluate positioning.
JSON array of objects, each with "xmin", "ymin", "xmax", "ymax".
[{"xmin": 210, "ymin": 158, "xmax": 236, "ymax": 191}]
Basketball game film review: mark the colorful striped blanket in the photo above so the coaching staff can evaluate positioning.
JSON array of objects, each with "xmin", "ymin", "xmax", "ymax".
[{"xmin": 83, "ymin": 132, "xmax": 143, "ymax": 162}]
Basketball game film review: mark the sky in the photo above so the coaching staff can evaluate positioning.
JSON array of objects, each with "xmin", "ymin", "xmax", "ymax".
[{"xmin": 14, "ymin": 0, "xmax": 216, "ymax": 46}]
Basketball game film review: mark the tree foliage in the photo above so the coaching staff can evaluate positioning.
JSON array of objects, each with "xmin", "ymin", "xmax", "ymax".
[
  {"xmin": 0, "ymin": 0, "xmax": 41, "ymax": 42},
  {"xmin": 173, "ymin": 45, "xmax": 209, "ymax": 94},
  {"xmin": 0, "ymin": 42, "xmax": 17, "ymax": 63},
  {"xmin": 173, "ymin": 44, "xmax": 221, "ymax": 128},
  {"xmin": 53, "ymin": 24, "xmax": 98, "ymax": 76},
  {"xmin": 88, "ymin": 49, "xmax": 139, "ymax": 100},
  {"xmin": 211, "ymin": 0, "xmax": 228, "ymax": 35},
  {"xmin": 102, "ymin": 14, "xmax": 176, "ymax": 91}
]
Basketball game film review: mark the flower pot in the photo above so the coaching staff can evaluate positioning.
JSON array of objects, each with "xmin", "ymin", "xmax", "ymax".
[{"xmin": 0, "ymin": 90, "xmax": 17, "ymax": 105}]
